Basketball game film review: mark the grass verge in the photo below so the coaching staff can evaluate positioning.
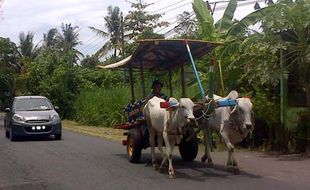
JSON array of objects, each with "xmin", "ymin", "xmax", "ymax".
[{"xmin": 62, "ymin": 120, "xmax": 124, "ymax": 142}]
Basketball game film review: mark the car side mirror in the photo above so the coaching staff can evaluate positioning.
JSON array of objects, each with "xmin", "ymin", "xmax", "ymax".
[
  {"xmin": 54, "ymin": 106, "xmax": 59, "ymax": 111},
  {"xmin": 4, "ymin": 108, "xmax": 11, "ymax": 113}
]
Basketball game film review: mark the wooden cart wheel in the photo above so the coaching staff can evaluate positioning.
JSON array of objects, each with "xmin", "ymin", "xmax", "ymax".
[
  {"xmin": 127, "ymin": 128, "xmax": 143, "ymax": 163},
  {"xmin": 179, "ymin": 133, "xmax": 198, "ymax": 161}
]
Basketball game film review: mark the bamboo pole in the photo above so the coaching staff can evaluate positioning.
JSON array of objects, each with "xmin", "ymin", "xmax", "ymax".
[
  {"xmin": 139, "ymin": 60, "xmax": 146, "ymax": 98},
  {"xmin": 128, "ymin": 63, "xmax": 135, "ymax": 103},
  {"xmin": 181, "ymin": 64, "xmax": 186, "ymax": 97},
  {"xmin": 169, "ymin": 69, "xmax": 173, "ymax": 97}
]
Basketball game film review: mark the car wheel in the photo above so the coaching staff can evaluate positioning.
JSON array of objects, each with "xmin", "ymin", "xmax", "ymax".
[
  {"xmin": 55, "ymin": 133, "xmax": 62, "ymax": 140},
  {"xmin": 10, "ymin": 129, "xmax": 17, "ymax": 141},
  {"xmin": 5, "ymin": 129, "xmax": 9, "ymax": 138}
]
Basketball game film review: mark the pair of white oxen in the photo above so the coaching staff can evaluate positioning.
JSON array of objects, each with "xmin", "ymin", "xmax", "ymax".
[{"xmin": 143, "ymin": 91, "xmax": 254, "ymax": 178}]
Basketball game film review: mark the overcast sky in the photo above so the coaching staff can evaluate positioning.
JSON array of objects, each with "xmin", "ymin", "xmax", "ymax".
[{"xmin": 0, "ymin": 0, "xmax": 266, "ymax": 56}]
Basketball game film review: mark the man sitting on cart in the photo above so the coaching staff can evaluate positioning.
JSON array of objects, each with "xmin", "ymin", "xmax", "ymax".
[{"xmin": 148, "ymin": 80, "xmax": 169, "ymax": 101}]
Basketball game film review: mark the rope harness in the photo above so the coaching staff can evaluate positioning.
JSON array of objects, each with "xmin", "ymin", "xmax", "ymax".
[{"xmin": 195, "ymin": 100, "xmax": 216, "ymax": 122}]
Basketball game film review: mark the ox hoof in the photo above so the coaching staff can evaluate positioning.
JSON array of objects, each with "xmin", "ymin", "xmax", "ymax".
[
  {"xmin": 154, "ymin": 165, "xmax": 159, "ymax": 170},
  {"xmin": 201, "ymin": 156, "xmax": 207, "ymax": 163},
  {"xmin": 206, "ymin": 160, "xmax": 214, "ymax": 167},
  {"xmin": 226, "ymin": 165, "xmax": 234, "ymax": 172},
  {"xmin": 152, "ymin": 163, "xmax": 159, "ymax": 170},
  {"xmin": 169, "ymin": 174, "xmax": 176, "ymax": 179},
  {"xmin": 233, "ymin": 167, "xmax": 240, "ymax": 175}
]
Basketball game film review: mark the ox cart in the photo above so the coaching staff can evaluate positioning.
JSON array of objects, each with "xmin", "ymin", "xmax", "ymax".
[{"xmin": 98, "ymin": 39, "xmax": 221, "ymax": 163}]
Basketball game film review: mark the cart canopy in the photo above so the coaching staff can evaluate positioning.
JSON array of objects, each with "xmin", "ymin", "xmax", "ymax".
[{"xmin": 97, "ymin": 39, "xmax": 221, "ymax": 71}]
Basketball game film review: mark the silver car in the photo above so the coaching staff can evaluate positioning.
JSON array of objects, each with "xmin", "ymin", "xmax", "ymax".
[{"xmin": 4, "ymin": 96, "xmax": 62, "ymax": 141}]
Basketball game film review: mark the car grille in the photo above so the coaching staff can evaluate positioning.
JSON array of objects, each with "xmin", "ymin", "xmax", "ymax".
[
  {"xmin": 26, "ymin": 120, "xmax": 49, "ymax": 123},
  {"xmin": 24, "ymin": 126, "xmax": 52, "ymax": 133}
]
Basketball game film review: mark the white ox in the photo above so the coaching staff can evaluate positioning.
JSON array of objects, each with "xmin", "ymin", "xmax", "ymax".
[
  {"xmin": 143, "ymin": 96, "xmax": 195, "ymax": 178},
  {"xmin": 198, "ymin": 91, "xmax": 254, "ymax": 174}
]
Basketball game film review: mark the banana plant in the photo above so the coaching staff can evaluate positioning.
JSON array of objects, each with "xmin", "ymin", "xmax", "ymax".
[
  {"xmin": 192, "ymin": 0, "xmax": 238, "ymax": 94},
  {"xmin": 193, "ymin": 0, "xmax": 237, "ymax": 42}
]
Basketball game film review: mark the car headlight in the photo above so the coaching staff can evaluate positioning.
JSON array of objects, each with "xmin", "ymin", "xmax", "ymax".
[
  {"xmin": 51, "ymin": 114, "xmax": 60, "ymax": 122},
  {"xmin": 13, "ymin": 114, "xmax": 25, "ymax": 123}
]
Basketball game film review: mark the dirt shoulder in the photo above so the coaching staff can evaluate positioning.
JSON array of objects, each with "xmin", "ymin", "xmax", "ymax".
[{"xmin": 62, "ymin": 120, "xmax": 124, "ymax": 142}]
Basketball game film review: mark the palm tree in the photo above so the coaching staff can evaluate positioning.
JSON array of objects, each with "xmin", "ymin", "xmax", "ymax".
[
  {"xmin": 17, "ymin": 31, "xmax": 39, "ymax": 75},
  {"xmin": 18, "ymin": 32, "xmax": 37, "ymax": 58},
  {"xmin": 55, "ymin": 23, "xmax": 82, "ymax": 65},
  {"xmin": 56, "ymin": 23, "xmax": 80, "ymax": 52},
  {"xmin": 89, "ymin": 5, "xmax": 122, "ymax": 58},
  {"xmin": 43, "ymin": 28, "xmax": 58, "ymax": 50}
]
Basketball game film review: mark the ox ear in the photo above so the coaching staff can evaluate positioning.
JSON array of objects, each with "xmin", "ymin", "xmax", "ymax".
[{"xmin": 226, "ymin": 90, "xmax": 239, "ymax": 100}]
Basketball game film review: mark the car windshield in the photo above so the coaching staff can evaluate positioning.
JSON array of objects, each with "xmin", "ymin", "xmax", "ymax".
[{"xmin": 14, "ymin": 98, "xmax": 53, "ymax": 111}]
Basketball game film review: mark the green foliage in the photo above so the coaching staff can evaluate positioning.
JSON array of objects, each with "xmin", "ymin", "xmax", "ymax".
[
  {"xmin": 174, "ymin": 11, "xmax": 198, "ymax": 39},
  {"xmin": 124, "ymin": 1, "xmax": 168, "ymax": 40},
  {"xmin": 0, "ymin": 37, "xmax": 19, "ymax": 109},
  {"xmin": 26, "ymin": 49, "xmax": 123, "ymax": 118},
  {"xmin": 56, "ymin": 23, "xmax": 80, "ymax": 53},
  {"xmin": 80, "ymin": 55, "xmax": 99, "ymax": 68},
  {"xmin": 89, "ymin": 6, "xmax": 122, "ymax": 58},
  {"xmin": 18, "ymin": 32, "xmax": 37, "ymax": 58},
  {"xmin": 43, "ymin": 28, "xmax": 58, "ymax": 50},
  {"xmin": 192, "ymin": 0, "xmax": 215, "ymax": 41},
  {"xmin": 250, "ymin": 86, "xmax": 280, "ymax": 127},
  {"xmin": 74, "ymin": 86, "xmax": 130, "ymax": 126},
  {"xmin": 215, "ymin": 0, "xmax": 237, "ymax": 37}
]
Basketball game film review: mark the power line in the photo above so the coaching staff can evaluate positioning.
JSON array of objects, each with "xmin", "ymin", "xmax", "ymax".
[
  {"xmin": 150, "ymin": 0, "xmax": 164, "ymax": 5},
  {"xmin": 160, "ymin": 2, "xmax": 192, "ymax": 14},
  {"xmin": 79, "ymin": 36, "xmax": 102, "ymax": 52},
  {"xmin": 159, "ymin": 0, "xmax": 266, "ymax": 38},
  {"xmin": 151, "ymin": 0, "xmax": 192, "ymax": 13},
  {"xmin": 83, "ymin": 41, "xmax": 103, "ymax": 56},
  {"xmin": 83, "ymin": 38, "xmax": 110, "ymax": 56}
]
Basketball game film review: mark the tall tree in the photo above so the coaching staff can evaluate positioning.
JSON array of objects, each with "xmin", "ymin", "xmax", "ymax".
[
  {"xmin": 89, "ymin": 6, "xmax": 122, "ymax": 58},
  {"xmin": 43, "ymin": 28, "xmax": 58, "ymax": 50},
  {"xmin": 124, "ymin": 1, "xmax": 168, "ymax": 40},
  {"xmin": 18, "ymin": 32, "xmax": 36, "ymax": 58},
  {"xmin": 56, "ymin": 23, "xmax": 80, "ymax": 53},
  {"xmin": 55, "ymin": 23, "xmax": 82, "ymax": 65},
  {"xmin": 0, "ymin": 37, "xmax": 19, "ymax": 108},
  {"xmin": 174, "ymin": 11, "xmax": 198, "ymax": 38},
  {"xmin": 17, "ymin": 31, "xmax": 38, "ymax": 76}
]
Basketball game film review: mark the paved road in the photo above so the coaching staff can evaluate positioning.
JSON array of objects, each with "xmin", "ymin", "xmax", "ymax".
[{"xmin": 0, "ymin": 118, "xmax": 309, "ymax": 190}]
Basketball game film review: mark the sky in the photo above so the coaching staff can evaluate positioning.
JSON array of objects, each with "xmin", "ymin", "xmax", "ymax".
[{"xmin": 0, "ymin": 0, "xmax": 267, "ymax": 57}]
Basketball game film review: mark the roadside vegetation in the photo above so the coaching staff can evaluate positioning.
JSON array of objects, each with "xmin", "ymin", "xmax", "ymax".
[
  {"xmin": 0, "ymin": 0, "xmax": 310, "ymax": 154},
  {"xmin": 62, "ymin": 120, "xmax": 123, "ymax": 142}
]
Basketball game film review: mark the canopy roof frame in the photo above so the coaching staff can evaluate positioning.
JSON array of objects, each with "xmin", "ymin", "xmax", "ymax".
[{"xmin": 97, "ymin": 39, "xmax": 222, "ymax": 102}]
